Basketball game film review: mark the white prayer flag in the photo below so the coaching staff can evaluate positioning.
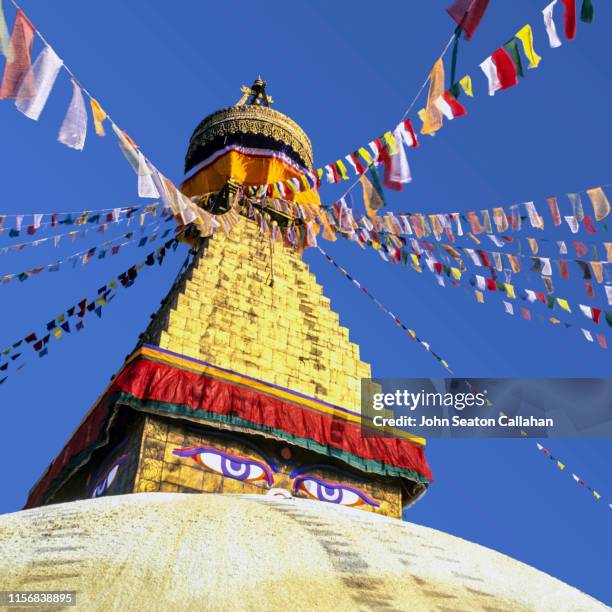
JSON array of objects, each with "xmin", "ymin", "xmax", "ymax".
[
  {"xmin": 58, "ymin": 80, "xmax": 88, "ymax": 150},
  {"xmin": 479, "ymin": 56, "xmax": 501, "ymax": 96},
  {"xmin": 16, "ymin": 45, "xmax": 63, "ymax": 120},
  {"xmin": 543, "ymin": 1, "xmax": 562, "ymax": 48}
]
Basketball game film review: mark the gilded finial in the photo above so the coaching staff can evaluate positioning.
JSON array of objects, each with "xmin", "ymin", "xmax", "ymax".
[{"xmin": 236, "ymin": 76, "xmax": 274, "ymax": 107}]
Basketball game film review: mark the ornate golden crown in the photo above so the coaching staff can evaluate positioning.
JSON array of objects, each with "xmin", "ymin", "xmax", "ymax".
[{"xmin": 185, "ymin": 79, "xmax": 314, "ymax": 171}]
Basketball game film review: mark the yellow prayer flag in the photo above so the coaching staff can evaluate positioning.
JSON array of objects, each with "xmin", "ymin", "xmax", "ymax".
[
  {"xmin": 451, "ymin": 267, "xmax": 461, "ymax": 280},
  {"xmin": 336, "ymin": 159, "xmax": 349, "ymax": 180},
  {"xmin": 516, "ymin": 25, "xmax": 541, "ymax": 69},
  {"xmin": 459, "ymin": 75, "xmax": 473, "ymax": 97},
  {"xmin": 527, "ymin": 238, "xmax": 538, "ymax": 255},
  {"xmin": 357, "ymin": 147, "xmax": 373, "ymax": 166},
  {"xmin": 421, "ymin": 59, "xmax": 445, "ymax": 136},
  {"xmin": 90, "ymin": 98, "xmax": 107, "ymax": 136},
  {"xmin": 493, "ymin": 207, "xmax": 509, "ymax": 232},
  {"xmin": 586, "ymin": 187, "xmax": 611, "ymax": 222},
  {"xmin": 468, "ymin": 232, "xmax": 480, "ymax": 244},
  {"xmin": 407, "ymin": 329, "xmax": 416, "ymax": 340},
  {"xmin": 591, "ymin": 261, "xmax": 603, "ymax": 284},
  {"xmin": 593, "ymin": 491, "xmax": 601, "ymax": 500},
  {"xmin": 557, "ymin": 461, "xmax": 565, "ymax": 470},
  {"xmin": 382, "ymin": 131, "xmax": 398, "ymax": 155},
  {"xmin": 550, "ymin": 317, "xmax": 560, "ymax": 324},
  {"xmin": 360, "ymin": 174, "xmax": 383, "ymax": 219},
  {"xmin": 506, "ymin": 284, "xmax": 516, "ymax": 299},
  {"xmin": 604, "ymin": 242, "xmax": 612, "ymax": 262},
  {"xmin": 53, "ymin": 328, "xmax": 62, "ymax": 339},
  {"xmin": 475, "ymin": 290, "xmax": 484, "ymax": 303},
  {"xmin": 557, "ymin": 298, "xmax": 571, "ymax": 312}
]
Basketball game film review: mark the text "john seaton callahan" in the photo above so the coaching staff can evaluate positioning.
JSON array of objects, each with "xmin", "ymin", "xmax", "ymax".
[{"xmin": 372, "ymin": 414, "xmax": 554, "ymax": 428}]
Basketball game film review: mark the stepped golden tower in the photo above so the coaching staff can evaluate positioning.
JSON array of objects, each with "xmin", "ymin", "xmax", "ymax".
[{"xmin": 26, "ymin": 80, "xmax": 432, "ymax": 518}]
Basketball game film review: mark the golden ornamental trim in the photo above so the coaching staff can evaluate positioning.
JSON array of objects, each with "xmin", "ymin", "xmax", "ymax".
[{"xmin": 188, "ymin": 105, "xmax": 313, "ymax": 168}]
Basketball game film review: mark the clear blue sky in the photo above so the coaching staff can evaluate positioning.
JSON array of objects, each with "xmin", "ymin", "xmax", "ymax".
[{"xmin": 0, "ymin": 0, "xmax": 610, "ymax": 604}]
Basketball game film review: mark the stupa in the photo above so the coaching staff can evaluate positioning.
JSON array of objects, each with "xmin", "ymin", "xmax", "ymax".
[{"xmin": 25, "ymin": 79, "xmax": 431, "ymax": 519}]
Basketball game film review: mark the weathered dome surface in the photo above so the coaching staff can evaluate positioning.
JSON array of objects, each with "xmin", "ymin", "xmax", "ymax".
[{"xmin": 0, "ymin": 493, "xmax": 606, "ymax": 612}]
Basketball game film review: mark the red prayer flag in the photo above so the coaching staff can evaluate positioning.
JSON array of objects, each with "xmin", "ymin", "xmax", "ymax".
[
  {"xmin": 491, "ymin": 48, "xmax": 518, "ymax": 91},
  {"xmin": 560, "ymin": 0, "xmax": 577, "ymax": 40},
  {"xmin": 485, "ymin": 277, "xmax": 497, "ymax": 291},
  {"xmin": 582, "ymin": 215, "xmax": 597, "ymax": 234},
  {"xmin": 596, "ymin": 334, "xmax": 607, "ymax": 349},
  {"xmin": 592, "ymin": 308, "xmax": 602, "ymax": 324},
  {"xmin": 0, "ymin": 10, "xmax": 36, "ymax": 100},
  {"xmin": 546, "ymin": 197, "xmax": 562, "ymax": 226},
  {"xmin": 584, "ymin": 282, "xmax": 594, "ymax": 299},
  {"xmin": 521, "ymin": 307, "xmax": 531, "ymax": 321},
  {"xmin": 447, "ymin": 0, "xmax": 490, "ymax": 40}
]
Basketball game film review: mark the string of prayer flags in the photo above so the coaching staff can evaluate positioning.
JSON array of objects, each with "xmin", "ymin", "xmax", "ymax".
[
  {"xmin": 536, "ymin": 442, "xmax": 609, "ymax": 508},
  {"xmin": 0, "ymin": 220, "xmax": 172, "ymax": 287},
  {"xmin": 420, "ymin": 59, "xmax": 445, "ymax": 135},
  {"xmin": 58, "ymin": 79, "xmax": 87, "ymax": 150},
  {"xmin": 316, "ymin": 246, "xmax": 452, "ymax": 372},
  {"xmin": 446, "ymin": 0, "xmax": 490, "ymax": 40},
  {"xmin": 0, "ymin": 9, "xmax": 34, "ymax": 99},
  {"xmin": 0, "ymin": 234, "xmax": 185, "ymax": 381}
]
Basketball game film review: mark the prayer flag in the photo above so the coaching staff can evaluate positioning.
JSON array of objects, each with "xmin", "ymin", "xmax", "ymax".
[
  {"xmin": 459, "ymin": 75, "xmax": 473, "ymax": 96},
  {"xmin": 90, "ymin": 98, "xmax": 107, "ymax": 136},
  {"xmin": 15, "ymin": 44, "xmax": 63, "ymax": 120},
  {"xmin": 421, "ymin": 59, "xmax": 444, "ymax": 135},
  {"xmin": 446, "ymin": 0, "xmax": 490, "ymax": 40},
  {"xmin": 516, "ymin": 25, "xmax": 542, "ymax": 68},
  {"xmin": 503, "ymin": 38, "xmax": 525, "ymax": 78},
  {"xmin": 560, "ymin": 0, "xmax": 577, "ymax": 39},
  {"xmin": 58, "ymin": 79, "xmax": 87, "ymax": 150},
  {"xmin": 434, "ymin": 90, "xmax": 467, "ymax": 120},
  {"xmin": 0, "ymin": 10, "xmax": 35, "ymax": 100},
  {"xmin": 586, "ymin": 187, "xmax": 610, "ymax": 221},
  {"xmin": 360, "ymin": 172, "xmax": 384, "ymax": 219},
  {"xmin": 580, "ymin": 0, "xmax": 594, "ymax": 23},
  {"xmin": 0, "ymin": 0, "xmax": 13, "ymax": 62},
  {"xmin": 543, "ymin": 1, "xmax": 563, "ymax": 48}
]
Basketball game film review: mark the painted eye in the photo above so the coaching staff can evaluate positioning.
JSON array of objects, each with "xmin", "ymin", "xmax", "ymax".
[
  {"xmin": 294, "ymin": 476, "xmax": 380, "ymax": 508},
  {"xmin": 91, "ymin": 455, "xmax": 128, "ymax": 499},
  {"xmin": 173, "ymin": 447, "xmax": 273, "ymax": 485}
]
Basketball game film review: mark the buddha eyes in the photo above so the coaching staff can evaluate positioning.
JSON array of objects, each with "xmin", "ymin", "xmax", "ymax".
[
  {"xmin": 293, "ymin": 475, "xmax": 380, "ymax": 508},
  {"xmin": 173, "ymin": 447, "xmax": 274, "ymax": 485},
  {"xmin": 91, "ymin": 454, "xmax": 128, "ymax": 499},
  {"xmin": 172, "ymin": 447, "xmax": 379, "ymax": 508}
]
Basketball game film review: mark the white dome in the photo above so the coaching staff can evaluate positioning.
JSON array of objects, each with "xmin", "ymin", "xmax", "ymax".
[{"xmin": 0, "ymin": 493, "xmax": 605, "ymax": 611}]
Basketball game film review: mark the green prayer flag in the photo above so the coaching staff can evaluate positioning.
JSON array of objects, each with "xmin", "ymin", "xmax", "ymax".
[
  {"xmin": 605, "ymin": 311, "xmax": 612, "ymax": 328},
  {"xmin": 503, "ymin": 38, "xmax": 525, "ymax": 78},
  {"xmin": 580, "ymin": 0, "xmax": 594, "ymax": 23}
]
